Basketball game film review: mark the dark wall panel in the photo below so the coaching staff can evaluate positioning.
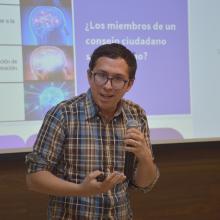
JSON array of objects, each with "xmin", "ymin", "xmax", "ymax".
[{"xmin": 0, "ymin": 142, "xmax": 220, "ymax": 220}]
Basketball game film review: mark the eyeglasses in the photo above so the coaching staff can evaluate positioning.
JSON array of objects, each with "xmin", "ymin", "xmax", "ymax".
[{"xmin": 90, "ymin": 71, "xmax": 129, "ymax": 90}]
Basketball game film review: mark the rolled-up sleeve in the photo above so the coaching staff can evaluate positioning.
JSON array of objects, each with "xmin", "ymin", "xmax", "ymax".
[
  {"xmin": 130, "ymin": 165, "xmax": 160, "ymax": 193},
  {"xmin": 130, "ymin": 110, "xmax": 160, "ymax": 193},
  {"xmin": 25, "ymin": 106, "xmax": 65, "ymax": 174}
]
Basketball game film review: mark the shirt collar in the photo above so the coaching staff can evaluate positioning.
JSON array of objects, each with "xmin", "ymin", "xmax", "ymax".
[{"xmin": 85, "ymin": 89, "xmax": 99, "ymax": 120}]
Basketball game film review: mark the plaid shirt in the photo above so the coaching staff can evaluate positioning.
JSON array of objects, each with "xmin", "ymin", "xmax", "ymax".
[{"xmin": 26, "ymin": 89, "xmax": 158, "ymax": 220}]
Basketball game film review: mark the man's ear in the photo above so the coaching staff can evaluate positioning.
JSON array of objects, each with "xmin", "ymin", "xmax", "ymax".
[
  {"xmin": 87, "ymin": 69, "xmax": 92, "ymax": 81},
  {"xmin": 126, "ymin": 79, "xmax": 134, "ymax": 92},
  {"xmin": 87, "ymin": 69, "xmax": 92, "ymax": 78},
  {"xmin": 87, "ymin": 69, "xmax": 93, "ymax": 87}
]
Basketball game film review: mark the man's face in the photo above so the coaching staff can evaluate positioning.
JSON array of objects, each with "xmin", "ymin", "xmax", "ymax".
[{"xmin": 88, "ymin": 57, "xmax": 133, "ymax": 116}]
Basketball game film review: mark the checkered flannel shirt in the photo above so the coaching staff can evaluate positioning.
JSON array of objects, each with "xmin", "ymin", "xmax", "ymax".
[{"xmin": 26, "ymin": 89, "xmax": 159, "ymax": 220}]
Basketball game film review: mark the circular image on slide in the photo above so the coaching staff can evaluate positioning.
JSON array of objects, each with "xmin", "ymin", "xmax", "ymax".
[{"xmin": 24, "ymin": 81, "xmax": 75, "ymax": 120}]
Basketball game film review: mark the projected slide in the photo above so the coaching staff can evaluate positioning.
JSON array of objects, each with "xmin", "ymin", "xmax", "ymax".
[
  {"xmin": 1, "ymin": 0, "xmax": 220, "ymax": 153},
  {"xmin": 75, "ymin": 0, "xmax": 190, "ymax": 116},
  {"xmin": 74, "ymin": 0, "xmax": 191, "ymax": 142},
  {"xmin": 0, "ymin": 0, "xmax": 75, "ymax": 152}
]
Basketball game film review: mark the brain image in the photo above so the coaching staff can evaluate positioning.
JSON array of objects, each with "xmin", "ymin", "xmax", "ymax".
[
  {"xmin": 30, "ymin": 46, "xmax": 67, "ymax": 80},
  {"xmin": 29, "ymin": 6, "xmax": 66, "ymax": 44}
]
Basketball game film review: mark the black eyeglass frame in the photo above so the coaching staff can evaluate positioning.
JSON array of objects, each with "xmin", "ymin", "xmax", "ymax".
[{"xmin": 89, "ymin": 70, "xmax": 130, "ymax": 90}]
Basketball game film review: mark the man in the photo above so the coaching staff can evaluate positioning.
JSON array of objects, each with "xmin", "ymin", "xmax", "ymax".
[{"xmin": 26, "ymin": 43, "xmax": 159, "ymax": 219}]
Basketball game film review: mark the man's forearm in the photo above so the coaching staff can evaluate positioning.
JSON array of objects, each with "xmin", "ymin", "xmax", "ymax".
[
  {"xmin": 134, "ymin": 157, "xmax": 158, "ymax": 188},
  {"xmin": 26, "ymin": 170, "xmax": 81, "ymax": 196}
]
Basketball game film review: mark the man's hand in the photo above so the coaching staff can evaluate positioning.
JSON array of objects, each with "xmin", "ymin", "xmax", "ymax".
[
  {"xmin": 124, "ymin": 128, "xmax": 153, "ymax": 161},
  {"xmin": 124, "ymin": 128, "xmax": 158, "ymax": 188},
  {"xmin": 78, "ymin": 170, "xmax": 126, "ymax": 196}
]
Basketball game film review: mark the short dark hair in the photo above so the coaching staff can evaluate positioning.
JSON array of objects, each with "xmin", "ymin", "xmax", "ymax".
[{"xmin": 89, "ymin": 43, "xmax": 137, "ymax": 79}]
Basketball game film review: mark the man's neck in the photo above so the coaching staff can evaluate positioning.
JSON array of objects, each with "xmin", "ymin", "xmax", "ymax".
[{"xmin": 99, "ymin": 111, "xmax": 115, "ymax": 123}]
